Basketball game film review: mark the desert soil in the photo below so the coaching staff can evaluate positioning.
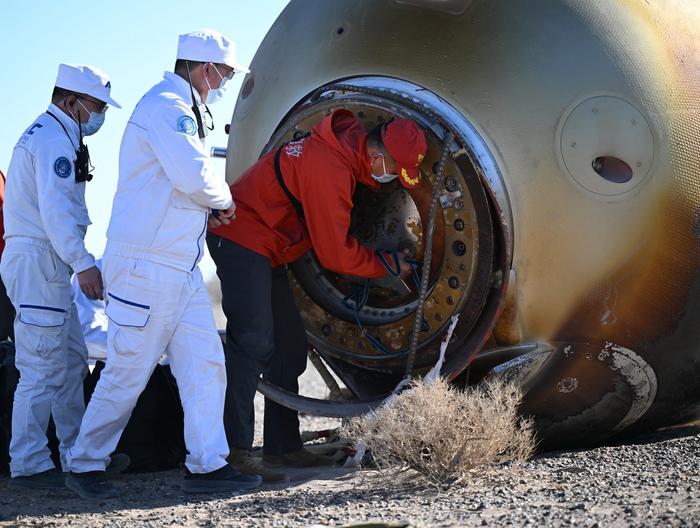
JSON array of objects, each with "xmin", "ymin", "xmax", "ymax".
[{"xmin": 1, "ymin": 367, "xmax": 699, "ymax": 527}]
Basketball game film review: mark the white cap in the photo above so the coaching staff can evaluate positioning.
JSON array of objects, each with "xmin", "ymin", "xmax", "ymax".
[
  {"xmin": 177, "ymin": 29, "xmax": 250, "ymax": 73},
  {"xmin": 55, "ymin": 63, "xmax": 121, "ymax": 108}
]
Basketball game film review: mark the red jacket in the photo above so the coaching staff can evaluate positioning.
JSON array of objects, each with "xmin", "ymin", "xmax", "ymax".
[
  {"xmin": 211, "ymin": 110, "xmax": 386, "ymax": 278},
  {"xmin": 0, "ymin": 171, "xmax": 5, "ymax": 256}
]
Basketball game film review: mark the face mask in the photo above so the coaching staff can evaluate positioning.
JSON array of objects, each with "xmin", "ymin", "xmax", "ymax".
[
  {"xmin": 205, "ymin": 65, "xmax": 229, "ymax": 104},
  {"xmin": 76, "ymin": 99, "xmax": 105, "ymax": 136},
  {"xmin": 372, "ymin": 173, "xmax": 399, "ymax": 184},
  {"xmin": 371, "ymin": 153, "xmax": 398, "ymax": 183}
]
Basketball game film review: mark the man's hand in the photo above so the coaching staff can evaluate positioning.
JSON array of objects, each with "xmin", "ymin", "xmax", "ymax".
[
  {"xmin": 207, "ymin": 203, "xmax": 236, "ymax": 228},
  {"xmin": 380, "ymin": 248, "xmax": 414, "ymax": 279},
  {"xmin": 396, "ymin": 248, "xmax": 414, "ymax": 278},
  {"xmin": 78, "ymin": 265, "xmax": 103, "ymax": 300}
]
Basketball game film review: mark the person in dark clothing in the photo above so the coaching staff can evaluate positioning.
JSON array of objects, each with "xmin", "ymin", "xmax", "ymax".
[{"xmin": 207, "ymin": 110, "xmax": 427, "ymax": 482}]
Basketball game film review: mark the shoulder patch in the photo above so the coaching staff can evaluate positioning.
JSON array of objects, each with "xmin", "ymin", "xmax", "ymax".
[
  {"xmin": 177, "ymin": 115, "xmax": 197, "ymax": 136},
  {"xmin": 54, "ymin": 157, "xmax": 72, "ymax": 178}
]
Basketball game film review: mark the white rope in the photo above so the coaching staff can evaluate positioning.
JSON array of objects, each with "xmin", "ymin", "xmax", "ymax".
[{"xmin": 423, "ymin": 315, "xmax": 459, "ymax": 386}]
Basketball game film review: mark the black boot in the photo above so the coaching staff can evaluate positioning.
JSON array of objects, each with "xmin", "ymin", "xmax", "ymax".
[
  {"xmin": 65, "ymin": 471, "xmax": 118, "ymax": 500},
  {"xmin": 181, "ymin": 463, "xmax": 262, "ymax": 494},
  {"xmin": 105, "ymin": 453, "xmax": 130, "ymax": 475},
  {"xmin": 9, "ymin": 468, "xmax": 65, "ymax": 489}
]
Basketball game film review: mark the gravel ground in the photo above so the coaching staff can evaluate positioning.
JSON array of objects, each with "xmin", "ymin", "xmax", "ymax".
[{"xmin": 1, "ymin": 366, "xmax": 698, "ymax": 527}]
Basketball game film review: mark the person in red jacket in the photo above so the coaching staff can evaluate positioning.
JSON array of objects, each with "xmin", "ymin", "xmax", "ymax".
[
  {"xmin": 0, "ymin": 170, "xmax": 14, "ymax": 342},
  {"xmin": 206, "ymin": 110, "xmax": 427, "ymax": 481}
]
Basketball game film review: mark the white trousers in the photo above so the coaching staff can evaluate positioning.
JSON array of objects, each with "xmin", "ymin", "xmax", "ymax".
[
  {"xmin": 67, "ymin": 255, "xmax": 229, "ymax": 474},
  {"xmin": 0, "ymin": 238, "xmax": 88, "ymax": 477}
]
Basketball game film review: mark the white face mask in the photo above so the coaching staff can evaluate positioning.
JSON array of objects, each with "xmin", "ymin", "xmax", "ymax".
[
  {"xmin": 73, "ymin": 99, "xmax": 106, "ymax": 136},
  {"xmin": 205, "ymin": 64, "xmax": 230, "ymax": 104},
  {"xmin": 371, "ymin": 153, "xmax": 398, "ymax": 183}
]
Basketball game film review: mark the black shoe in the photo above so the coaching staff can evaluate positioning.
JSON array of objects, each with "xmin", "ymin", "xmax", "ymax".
[
  {"xmin": 65, "ymin": 471, "xmax": 118, "ymax": 500},
  {"xmin": 181, "ymin": 463, "xmax": 262, "ymax": 494},
  {"xmin": 8, "ymin": 469, "xmax": 64, "ymax": 489},
  {"xmin": 106, "ymin": 453, "xmax": 130, "ymax": 475}
]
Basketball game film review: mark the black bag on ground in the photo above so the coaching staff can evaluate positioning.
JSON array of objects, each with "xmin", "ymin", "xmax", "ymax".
[
  {"xmin": 1, "ymin": 346, "xmax": 186, "ymax": 475},
  {"xmin": 86, "ymin": 362, "xmax": 187, "ymax": 473}
]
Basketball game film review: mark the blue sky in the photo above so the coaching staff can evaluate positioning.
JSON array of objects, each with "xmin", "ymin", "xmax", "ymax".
[{"xmin": 0, "ymin": 0, "xmax": 289, "ymax": 266}]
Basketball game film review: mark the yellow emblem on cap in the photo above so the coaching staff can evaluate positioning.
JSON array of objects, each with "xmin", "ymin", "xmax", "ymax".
[
  {"xmin": 418, "ymin": 153, "xmax": 425, "ymax": 163},
  {"xmin": 401, "ymin": 168, "xmax": 420, "ymax": 187}
]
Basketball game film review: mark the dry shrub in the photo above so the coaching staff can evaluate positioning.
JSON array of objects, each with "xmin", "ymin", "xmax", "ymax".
[{"xmin": 342, "ymin": 378, "xmax": 536, "ymax": 486}]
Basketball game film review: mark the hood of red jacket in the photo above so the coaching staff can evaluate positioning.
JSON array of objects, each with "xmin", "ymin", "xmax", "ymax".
[{"xmin": 312, "ymin": 109, "xmax": 379, "ymax": 190}]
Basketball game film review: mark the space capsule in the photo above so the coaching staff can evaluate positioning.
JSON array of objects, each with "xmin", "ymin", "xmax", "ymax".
[{"xmin": 224, "ymin": 0, "xmax": 700, "ymax": 448}]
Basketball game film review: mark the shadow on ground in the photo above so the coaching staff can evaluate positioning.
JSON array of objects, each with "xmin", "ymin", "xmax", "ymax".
[{"xmin": 0, "ymin": 466, "xmax": 363, "ymax": 520}]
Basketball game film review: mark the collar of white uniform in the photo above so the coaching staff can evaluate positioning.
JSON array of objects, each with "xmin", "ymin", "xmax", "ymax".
[
  {"xmin": 163, "ymin": 71, "xmax": 202, "ymax": 104},
  {"xmin": 46, "ymin": 102, "xmax": 80, "ymax": 147}
]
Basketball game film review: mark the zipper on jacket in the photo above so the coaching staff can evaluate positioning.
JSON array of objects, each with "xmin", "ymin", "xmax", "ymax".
[{"xmin": 191, "ymin": 212, "xmax": 208, "ymax": 271}]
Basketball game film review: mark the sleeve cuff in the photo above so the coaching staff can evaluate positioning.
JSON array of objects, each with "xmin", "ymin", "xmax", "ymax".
[{"xmin": 71, "ymin": 253, "xmax": 96, "ymax": 274}]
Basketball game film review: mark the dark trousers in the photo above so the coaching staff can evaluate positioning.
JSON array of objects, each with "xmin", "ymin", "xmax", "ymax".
[
  {"xmin": 0, "ymin": 275, "xmax": 14, "ymax": 342},
  {"xmin": 207, "ymin": 234, "xmax": 307, "ymax": 455}
]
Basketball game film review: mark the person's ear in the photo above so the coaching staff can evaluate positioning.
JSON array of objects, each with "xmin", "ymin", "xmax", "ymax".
[{"xmin": 63, "ymin": 94, "xmax": 78, "ymax": 114}]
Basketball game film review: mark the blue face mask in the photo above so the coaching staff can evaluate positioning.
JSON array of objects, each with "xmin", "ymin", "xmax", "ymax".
[
  {"xmin": 205, "ymin": 64, "xmax": 230, "ymax": 104},
  {"xmin": 76, "ymin": 99, "xmax": 106, "ymax": 136}
]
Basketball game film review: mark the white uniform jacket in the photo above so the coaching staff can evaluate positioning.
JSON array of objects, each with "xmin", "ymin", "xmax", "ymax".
[
  {"xmin": 3, "ymin": 104, "xmax": 95, "ymax": 273},
  {"xmin": 106, "ymin": 71, "xmax": 232, "ymax": 271}
]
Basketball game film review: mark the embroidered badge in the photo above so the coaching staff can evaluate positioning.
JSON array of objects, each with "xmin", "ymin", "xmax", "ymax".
[
  {"xmin": 177, "ymin": 115, "xmax": 197, "ymax": 136},
  {"xmin": 401, "ymin": 167, "xmax": 420, "ymax": 187},
  {"xmin": 285, "ymin": 139, "xmax": 305, "ymax": 158},
  {"xmin": 54, "ymin": 157, "xmax": 72, "ymax": 178}
]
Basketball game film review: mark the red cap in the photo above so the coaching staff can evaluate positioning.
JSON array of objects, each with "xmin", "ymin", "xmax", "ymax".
[{"xmin": 381, "ymin": 118, "xmax": 427, "ymax": 188}]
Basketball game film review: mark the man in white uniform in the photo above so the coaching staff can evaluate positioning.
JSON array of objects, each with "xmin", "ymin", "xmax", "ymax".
[
  {"xmin": 66, "ymin": 29, "xmax": 261, "ymax": 498},
  {"xmin": 0, "ymin": 64, "xmax": 120, "ymax": 489}
]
